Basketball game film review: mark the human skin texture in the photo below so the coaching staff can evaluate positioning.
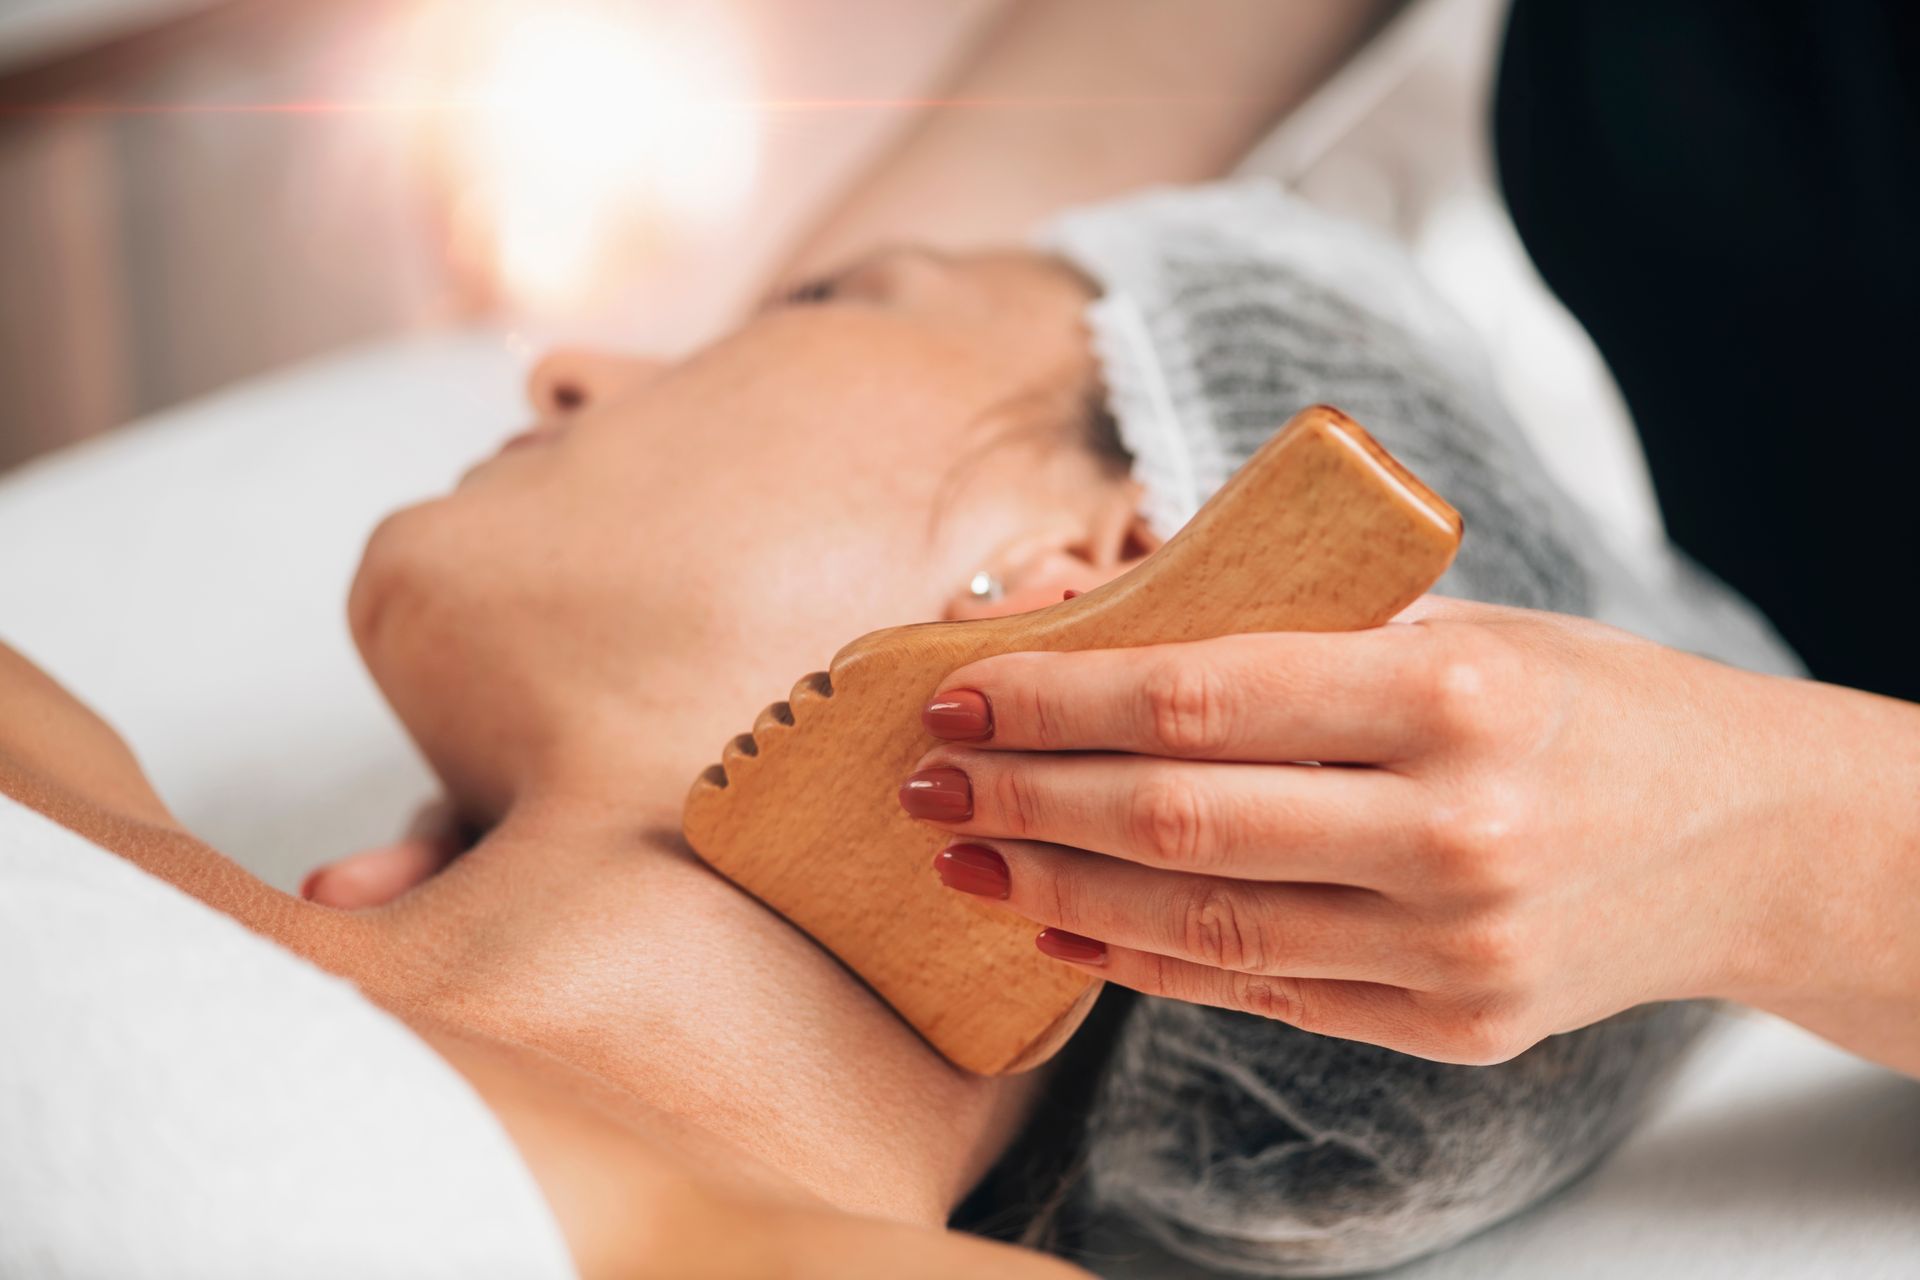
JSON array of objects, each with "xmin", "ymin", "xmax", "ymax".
[
  {"xmin": 775, "ymin": 0, "xmax": 1407, "ymax": 287},
  {"xmin": 764, "ymin": 0, "xmax": 1920, "ymax": 1084},
  {"xmin": 0, "ymin": 250, "xmax": 1158, "ymax": 1279},
  {"xmin": 903, "ymin": 600, "xmax": 1920, "ymax": 1079}
]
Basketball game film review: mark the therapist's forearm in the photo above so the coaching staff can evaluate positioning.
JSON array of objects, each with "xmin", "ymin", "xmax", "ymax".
[
  {"xmin": 1729, "ymin": 675, "xmax": 1920, "ymax": 1077},
  {"xmin": 776, "ymin": 0, "xmax": 1408, "ymax": 286}
]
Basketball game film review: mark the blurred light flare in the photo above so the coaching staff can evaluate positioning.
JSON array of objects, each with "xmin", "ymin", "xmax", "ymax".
[
  {"xmin": 0, "ymin": 0, "xmax": 1244, "ymax": 313},
  {"xmin": 446, "ymin": 1, "xmax": 758, "ymax": 309}
]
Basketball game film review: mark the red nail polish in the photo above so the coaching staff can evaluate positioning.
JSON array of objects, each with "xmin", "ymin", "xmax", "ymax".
[
  {"xmin": 922, "ymin": 688, "xmax": 992, "ymax": 740},
  {"xmin": 898, "ymin": 767, "xmax": 972, "ymax": 821},
  {"xmin": 298, "ymin": 868, "xmax": 324, "ymax": 901},
  {"xmin": 1036, "ymin": 928, "xmax": 1108, "ymax": 965},
  {"xmin": 1062, "ymin": 589, "xmax": 1080, "ymax": 600},
  {"xmin": 933, "ymin": 844, "xmax": 1010, "ymax": 899}
]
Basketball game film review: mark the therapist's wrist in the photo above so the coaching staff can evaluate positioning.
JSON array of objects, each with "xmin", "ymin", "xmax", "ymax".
[{"xmin": 1712, "ymin": 672, "xmax": 1920, "ymax": 1073}]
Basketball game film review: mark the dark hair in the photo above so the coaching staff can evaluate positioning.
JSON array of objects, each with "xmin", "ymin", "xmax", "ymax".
[
  {"xmin": 1079, "ymin": 376, "xmax": 1129, "ymax": 470},
  {"xmin": 927, "ymin": 366, "xmax": 1130, "ymax": 549},
  {"xmin": 948, "ymin": 984, "xmax": 1138, "ymax": 1254}
]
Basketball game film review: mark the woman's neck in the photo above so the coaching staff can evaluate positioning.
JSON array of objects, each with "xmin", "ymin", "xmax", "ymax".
[{"xmin": 369, "ymin": 774, "xmax": 1042, "ymax": 1227}]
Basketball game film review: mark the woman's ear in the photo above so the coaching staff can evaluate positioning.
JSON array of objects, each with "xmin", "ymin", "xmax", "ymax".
[{"xmin": 944, "ymin": 483, "xmax": 1162, "ymax": 621}]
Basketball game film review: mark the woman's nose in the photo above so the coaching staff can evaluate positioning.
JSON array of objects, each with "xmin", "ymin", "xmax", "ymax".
[{"xmin": 525, "ymin": 348, "xmax": 663, "ymax": 418}]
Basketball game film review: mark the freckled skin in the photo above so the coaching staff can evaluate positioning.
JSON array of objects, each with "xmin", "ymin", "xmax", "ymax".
[{"xmin": 0, "ymin": 250, "xmax": 1129, "ymax": 1280}]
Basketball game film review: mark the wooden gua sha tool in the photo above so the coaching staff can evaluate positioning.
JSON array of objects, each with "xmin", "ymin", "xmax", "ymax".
[{"xmin": 683, "ymin": 406, "xmax": 1462, "ymax": 1076}]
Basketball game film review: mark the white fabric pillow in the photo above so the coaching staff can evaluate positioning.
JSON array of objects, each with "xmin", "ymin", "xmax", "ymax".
[
  {"xmin": 0, "ymin": 331, "xmax": 528, "ymax": 889},
  {"xmin": 0, "ymin": 793, "xmax": 575, "ymax": 1280}
]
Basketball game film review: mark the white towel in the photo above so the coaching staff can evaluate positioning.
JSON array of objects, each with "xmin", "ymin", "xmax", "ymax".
[{"xmin": 0, "ymin": 793, "xmax": 577, "ymax": 1280}]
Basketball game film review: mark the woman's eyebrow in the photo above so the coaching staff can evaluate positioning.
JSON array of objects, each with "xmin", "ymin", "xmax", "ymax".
[
  {"xmin": 866, "ymin": 244, "xmax": 950, "ymax": 271},
  {"xmin": 759, "ymin": 246, "xmax": 958, "ymax": 316}
]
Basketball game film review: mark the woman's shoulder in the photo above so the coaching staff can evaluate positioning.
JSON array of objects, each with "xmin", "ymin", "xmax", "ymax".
[
  {"xmin": 0, "ymin": 637, "xmax": 177, "ymax": 833},
  {"xmin": 0, "ymin": 638, "xmax": 335, "ymax": 950},
  {"xmin": 0, "ymin": 641, "xmax": 1091, "ymax": 1280},
  {"xmin": 0, "ymin": 791, "xmax": 583, "ymax": 1280}
]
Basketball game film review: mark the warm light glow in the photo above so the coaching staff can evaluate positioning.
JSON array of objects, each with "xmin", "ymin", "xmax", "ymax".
[{"xmin": 441, "ymin": 0, "xmax": 757, "ymax": 309}]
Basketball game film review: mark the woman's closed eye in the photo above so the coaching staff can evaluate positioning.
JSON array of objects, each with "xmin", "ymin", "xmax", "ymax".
[
  {"xmin": 779, "ymin": 275, "xmax": 840, "ymax": 307},
  {"xmin": 760, "ymin": 272, "xmax": 849, "ymax": 314},
  {"xmin": 763, "ymin": 248, "xmax": 959, "ymax": 315}
]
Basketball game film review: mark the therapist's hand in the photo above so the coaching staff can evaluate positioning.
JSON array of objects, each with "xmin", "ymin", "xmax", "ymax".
[
  {"xmin": 899, "ymin": 598, "xmax": 1920, "ymax": 1068},
  {"xmin": 299, "ymin": 799, "xmax": 469, "ymax": 909}
]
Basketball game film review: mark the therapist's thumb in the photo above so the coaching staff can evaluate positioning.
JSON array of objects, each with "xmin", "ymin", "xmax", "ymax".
[
  {"xmin": 299, "ymin": 801, "xmax": 466, "ymax": 909},
  {"xmin": 1390, "ymin": 593, "xmax": 1484, "ymax": 624}
]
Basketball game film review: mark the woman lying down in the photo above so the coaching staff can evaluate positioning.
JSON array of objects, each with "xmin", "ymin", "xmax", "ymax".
[{"xmin": 0, "ymin": 182, "xmax": 1795, "ymax": 1279}]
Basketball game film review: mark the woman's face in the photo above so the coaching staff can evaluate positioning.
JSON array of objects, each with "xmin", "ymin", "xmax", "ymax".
[{"xmin": 349, "ymin": 249, "xmax": 1131, "ymax": 818}]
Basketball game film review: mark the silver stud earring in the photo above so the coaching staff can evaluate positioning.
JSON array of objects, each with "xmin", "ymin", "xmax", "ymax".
[{"xmin": 966, "ymin": 570, "xmax": 1005, "ymax": 603}]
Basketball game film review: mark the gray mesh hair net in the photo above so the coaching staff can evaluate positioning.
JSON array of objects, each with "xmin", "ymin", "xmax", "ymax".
[{"xmin": 1026, "ymin": 180, "xmax": 1801, "ymax": 1276}]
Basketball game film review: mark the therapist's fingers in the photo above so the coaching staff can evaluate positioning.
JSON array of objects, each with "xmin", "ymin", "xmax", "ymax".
[
  {"xmin": 1041, "ymin": 938, "xmax": 1456, "ymax": 1059},
  {"xmin": 923, "ymin": 628, "xmax": 1445, "ymax": 763},
  {"xmin": 300, "ymin": 801, "xmax": 466, "ymax": 909},
  {"xmin": 1390, "ymin": 592, "xmax": 1487, "ymax": 625},
  {"xmin": 934, "ymin": 839, "xmax": 1434, "ymax": 986},
  {"xmin": 902, "ymin": 747, "xmax": 1417, "ymax": 885},
  {"xmin": 300, "ymin": 839, "xmax": 454, "ymax": 909}
]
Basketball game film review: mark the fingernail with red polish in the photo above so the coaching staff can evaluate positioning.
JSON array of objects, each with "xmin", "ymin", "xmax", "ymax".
[
  {"xmin": 922, "ymin": 689, "xmax": 992, "ymax": 740},
  {"xmin": 1036, "ymin": 928, "xmax": 1108, "ymax": 965},
  {"xmin": 898, "ymin": 767, "xmax": 972, "ymax": 821},
  {"xmin": 933, "ymin": 844, "xmax": 1010, "ymax": 899},
  {"xmin": 298, "ymin": 868, "xmax": 324, "ymax": 901}
]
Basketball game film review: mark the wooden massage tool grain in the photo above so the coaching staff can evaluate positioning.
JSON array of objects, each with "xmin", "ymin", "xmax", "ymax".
[{"xmin": 683, "ymin": 406, "xmax": 1462, "ymax": 1075}]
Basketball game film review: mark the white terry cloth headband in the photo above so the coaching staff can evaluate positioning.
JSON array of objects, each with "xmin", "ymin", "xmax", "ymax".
[{"xmin": 1025, "ymin": 180, "xmax": 1800, "ymax": 1276}]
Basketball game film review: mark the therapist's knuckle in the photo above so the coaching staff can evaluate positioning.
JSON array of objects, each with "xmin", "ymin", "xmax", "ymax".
[
  {"xmin": 1232, "ymin": 972, "xmax": 1310, "ymax": 1028},
  {"xmin": 1141, "ymin": 655, "xmax": 1232, "ymax": 757},
  {"xmin": 1410, "ymin": 626, "xmax": 1506, "ymax": 743},
  {"xmin": 1128, "ymin": 773, "xmax": 1215, "ymax": 869},
  {"xmin": 1433, "ymin": 998, "xmax": 1531, "ymax": 1066},
  {"xmin": 1179, "ymin": 884, "xmax": 1270, "ymax": 972},
  {"xmin": 1443, "ymin": 909, "xmax": 1535, "ymax": 993},
  {"xmin": 1001, "ymin": 657, "xmax": 1066, "ymax": 748},
  {"xmin": 986, "ymin": 764, "xmax": 1044, "ymax": 839},
  {"xmin": 1040, "ymin": 863, "xmax": 1094, "ymax": 935},
  {"xmin": 1134, "ymin": 948, "xmax": 1185, "ymax": 1001},
  {"xmin": 1423, "ymin": 786, "xmax": 1530, "ymax": 897}
]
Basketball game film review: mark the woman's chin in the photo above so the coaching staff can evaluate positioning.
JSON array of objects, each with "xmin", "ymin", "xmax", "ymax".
[
  {"xmin": 346, "ymin": 503, "xmax": 435, "ymax": 665},
  {"xmin": 345, "ymin": 499, "xmax": 485, "ymax": 726}
]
